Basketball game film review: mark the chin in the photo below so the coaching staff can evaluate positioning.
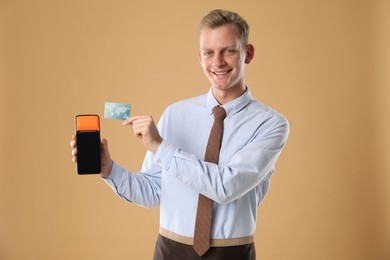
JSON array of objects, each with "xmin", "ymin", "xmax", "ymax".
[
  {"xmin": 212, "ymin": 86, "xmax": 234, "ymax": 93},
  {"xmin": 211, "ymin": 80, "xmax": 231, "ymax": 89}
]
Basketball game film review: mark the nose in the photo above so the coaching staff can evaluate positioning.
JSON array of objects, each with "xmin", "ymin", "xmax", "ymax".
[{"xmin": 212, "ymin": 53, "xmax": 226, "ymax": 67}]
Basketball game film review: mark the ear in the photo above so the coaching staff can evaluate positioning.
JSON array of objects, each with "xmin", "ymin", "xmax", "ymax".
[{"xmin": 245, "ymin": 44, "xmax": 255, "ymax": 64}]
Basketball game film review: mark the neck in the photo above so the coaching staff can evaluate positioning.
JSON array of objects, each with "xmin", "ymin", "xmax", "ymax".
[{"xmin": 212, "ymin": 85, "xmax": 247, "ymax": 105}]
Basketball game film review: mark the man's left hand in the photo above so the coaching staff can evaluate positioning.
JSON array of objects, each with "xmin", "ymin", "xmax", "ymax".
[{"xmin": 123, "ymin": 115, "xmax": 163, "ymax": 154}]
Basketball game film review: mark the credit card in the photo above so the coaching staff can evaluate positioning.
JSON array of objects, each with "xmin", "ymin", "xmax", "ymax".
[{"xmin": 104, "ymin": 102, "xmax": 131, "ymax": 120}]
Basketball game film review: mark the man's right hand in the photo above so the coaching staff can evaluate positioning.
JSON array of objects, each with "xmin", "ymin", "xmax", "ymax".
[{"xmin": 70, "ymin": 134, "xmax": 113, "ymax": 178}]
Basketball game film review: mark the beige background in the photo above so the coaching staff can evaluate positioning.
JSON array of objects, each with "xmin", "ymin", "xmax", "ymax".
[{"xmin": 1, "ymin": 0, "xmax": 389, "ymax": 259}]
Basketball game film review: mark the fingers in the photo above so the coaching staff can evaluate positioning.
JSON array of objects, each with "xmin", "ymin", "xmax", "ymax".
[
  {"xmin": 122, "ymin": 116, "xmax": 135, "ymax": 126},
  {"xmin": 123, "ymin": 115, "xmax": 150, "ymax": 127},
  {"xmin": 123, "ymin": 116, "xmax": 154, "ymax": 137},
  {"xmin": 70, "ymin": 134, "xmax": 77, "ymax": 163},
  {"xmin": 71, "ymin": 148, "xmax": 78, "ymax": 163},
  {"xmin": 122, "ymin": 115, "xmax": 162, "ymax": 153},
  {"xmin": 133, "ymin": 118, "xmax": 153, "ymax": 138},
  {"xmin": 70, "ymin": 134, "xmax": 76, "ymax": 148}
]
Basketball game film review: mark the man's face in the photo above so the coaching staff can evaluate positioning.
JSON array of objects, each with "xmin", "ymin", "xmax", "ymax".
[{"xmin": 199, "ymin": 24, "xmax": 253, "ymax": 95}]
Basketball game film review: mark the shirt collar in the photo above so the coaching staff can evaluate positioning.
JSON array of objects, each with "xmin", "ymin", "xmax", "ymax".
[{"xmin": 206, "ymin": 87, "xmax": 253, "ymax": 118}]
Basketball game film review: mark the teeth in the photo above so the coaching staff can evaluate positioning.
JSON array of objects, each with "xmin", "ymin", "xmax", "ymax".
[{"xmin": 214, "ymin": 71, "xmax": 227, "ymax": 75}]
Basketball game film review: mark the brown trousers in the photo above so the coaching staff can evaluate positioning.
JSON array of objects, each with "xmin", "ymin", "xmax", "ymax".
[{"xmin": 153, "ymin": 235, "xmax": 256, "ymax": 260}]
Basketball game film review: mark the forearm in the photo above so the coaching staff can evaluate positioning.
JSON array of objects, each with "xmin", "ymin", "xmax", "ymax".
[
  {"xmin": 102, "ymin": 161, "xmax": 161, "ymax": 208},
  {"xmin": 154, "ymin": 141, "xmax": 282, "ymax": 204}
]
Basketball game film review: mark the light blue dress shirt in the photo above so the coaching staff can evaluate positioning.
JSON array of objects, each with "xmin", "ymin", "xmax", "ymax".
[{"xmin": 104, "ymin": 88, "xmax": 289, "ymax": 240}]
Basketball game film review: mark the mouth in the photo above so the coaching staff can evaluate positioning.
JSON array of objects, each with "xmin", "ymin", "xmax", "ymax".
[{"xmin": 212, "ymin": 69, "xmax": 232, "ymax": 76}]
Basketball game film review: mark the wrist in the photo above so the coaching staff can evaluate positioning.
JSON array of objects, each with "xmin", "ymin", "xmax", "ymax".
[
  {"xmin": 101, "ymin": 159, "xmax": 113, "ymax": 178},
  {"xmin": 150, "ymin": 138, "xmax": 163, "ymax": 154}
]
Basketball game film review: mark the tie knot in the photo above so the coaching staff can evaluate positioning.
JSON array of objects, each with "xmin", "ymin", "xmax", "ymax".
[{"xmin": 212, "ymin": 106, "xmax": 226, "ymax": 120}]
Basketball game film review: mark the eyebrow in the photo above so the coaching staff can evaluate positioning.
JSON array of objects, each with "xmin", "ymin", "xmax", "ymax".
[{"xmin": 200, "ymin": 45, "xmax": 239, "ymax": 51}]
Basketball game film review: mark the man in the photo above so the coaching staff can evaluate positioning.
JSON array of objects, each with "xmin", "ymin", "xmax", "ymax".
[{"xmin": 71, "ymin": 9, "xmax": 289, "ymax": 260}]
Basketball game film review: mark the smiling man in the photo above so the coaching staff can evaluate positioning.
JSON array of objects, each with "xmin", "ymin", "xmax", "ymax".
[
  {"xmin": 198, "ymin": 17, "xmax": 254, "ymax": 105},
  {"xmin": 71, "ymin": 9, "xmax": 289, "ymax": 260}
]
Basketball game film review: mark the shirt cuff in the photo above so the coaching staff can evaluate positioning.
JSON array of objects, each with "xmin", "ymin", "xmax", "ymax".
[{"xmin": 153, "ymin": 140, "xmax": 177, "ymax": 169}]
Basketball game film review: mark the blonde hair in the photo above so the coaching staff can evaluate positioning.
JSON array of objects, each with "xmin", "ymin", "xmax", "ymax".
[{"xmin": 199, "ymin": 9, "xmax": 250, "ymax": 47}]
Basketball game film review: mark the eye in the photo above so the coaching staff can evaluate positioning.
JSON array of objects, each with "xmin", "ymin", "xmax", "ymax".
[
  {"xmin": 203, "ymin": 50, "xmax": 213, "ymax": 57},
  {"xmin": 225, "ymin": 49, "xmax": 237, "ymax": 55}
]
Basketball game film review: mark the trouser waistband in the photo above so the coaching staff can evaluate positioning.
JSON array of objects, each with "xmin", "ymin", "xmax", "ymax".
[{"xmin": 159, "ymin": 227, "xmax": 254, "ymax": 247}]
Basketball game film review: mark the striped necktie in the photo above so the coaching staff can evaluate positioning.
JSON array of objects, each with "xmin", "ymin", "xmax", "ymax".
[{"xmin": 193, "ymin": 106, "xmax": 227, "ymax": 256}]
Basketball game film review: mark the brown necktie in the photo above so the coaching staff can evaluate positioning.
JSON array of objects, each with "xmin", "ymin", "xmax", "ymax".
[{"xmin": 193, "ymin": 106, "xmax": 227, "ymax": 256}]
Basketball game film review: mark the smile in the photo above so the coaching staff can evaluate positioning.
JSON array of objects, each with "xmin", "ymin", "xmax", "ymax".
[{"xmin": 212, "ymin": 69, "xmax": 232, "ymax": 75}]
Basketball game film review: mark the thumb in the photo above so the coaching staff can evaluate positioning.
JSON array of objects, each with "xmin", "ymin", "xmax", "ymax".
[
  {"xmin": 100, "ymin": 137, "xmax": 111, "ymax": 161},
  {"xmin": 100, "ymin": 137, "xmax": 111, "ymax": 159},
  {"xmin": 100, "ymin": 137, "xmax": 108, "ymax": 149},
  {"xmin": 99, "ymin": 137, "xmax": 112, "ymax": 177}
]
